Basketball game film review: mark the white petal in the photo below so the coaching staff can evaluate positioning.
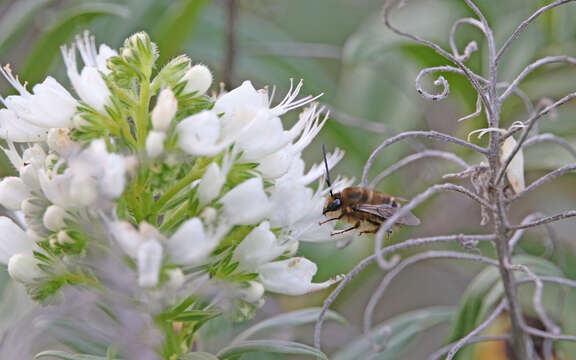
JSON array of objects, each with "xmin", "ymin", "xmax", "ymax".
[
  {"xmin": 152, "ymin": 88, "xmax": 177, "ymax": 131},
  {"xmin": 96, "ymin": 44, "xmax": 118, "ymax": 74},
  {"xmin": 257, "ymin": 146, "xmax": 295, "ymax": 179},
  {"xmin": 25, "ymin": 77, "xmax": 78, "ymax": 128},
  {"xmin": 258, "ymin": 257, "xmax": 342, "ymax": 296},
  {"xmin": 42, "ymin": 205, "xmax": 69, "ymax": 232},
  {"xmin": 76, "ymin": 67, "xmax": 111, "ymax": 112},
  {"xmin": 137, "ymin": 240, "xmax": 163, "ymax": 288},
  {"xmin": 234, "ymin": 281, "xmax": 265, "ymax": 303},
  {"xmin": 8, "ymin": 253, "xmax": 42, "ymax": 283},
  {"xmin": 268, "ymin": 183, "xmax": 314, "ymax": 228},
  {"xmin": 0, "ymin": 177, "xmax": 30, "ymax": 210},
  {"xmin": 177, "ymin": 111, "xmax": 222, "ymax": 156},
  {"xmin": 0, "ymin": 217, "xmax": 34, "ymax": 264},
  {"xmin": 46, "ymin": 128, "xmax": 79, "ymax": 156},
  {"xmin": 213, "ymin": 81, "xmax": 267, "ymax": 120},
  {"xmin": 146, "ymin": 131, "xmax": 166, "ymax": 158},
  {"xmin": 110, "ymin": 221, "xmax": 143, "ymax": 258},
  {"xmin": 168, "ymin": 218, "xmax": 218, "ymax": 266},
  {"xmin": 234, "ymin": 221, "xmax": 286, "ymax": 271},
  {"xmin": 0, "ymin": 108, "xmax": 47, "ymax": 142},
  {"xmin": 220, "ymin": 177, "xmax": 270, "ymax": 225},
  {"xmin": 501, "ymin": 136, "xmax": 525, "ymax": 194},
  {"xmin": 197, "ymin": 162, "xmax": 225, "ymax": 205},
  {"xmin": 183, "ymin": 65, "xmax": 213, "ymax": 95}
]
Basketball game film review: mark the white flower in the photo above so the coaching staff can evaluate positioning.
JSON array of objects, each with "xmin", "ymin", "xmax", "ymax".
[
  {"xmin": 501, "ymin": 136, "xmax": 525, "ymax": 194},
  {"xmin": 42, "ymin": 205, "xmax": 69, "ymax": 232},
  {"xmin": 167, "ymin": 218, "xmax": 225, "ymax": 266},
  {"xmin": 234, "ymin": 222, "xmax": 289, "ymax": 271},
  {"xmin": 214, "ymin": 80, "xmax": 320, "ymax": 161},
  {"xmin": 110, "ymin": 221, "xmax": 143, "ymax": 258},
  {"xmin": 177, "ymin": 110, "xmax": 230, "ymax": 156},
  {"xmin": 258, "ymin": 257, "xmax": 342, "ymax": 296},
  {"xmin": 61, "ymin": 32, "xmax": 116, "ymax": 112},
  {"xmin": 0, "ymin": 176, "xmax": 30, "ymax": 210},
  {"xmin": 0, "ymin": 108, "xmax": 47, "ymax": 143},
  {"xmin": 8, "ymin": 253, "xmax": 43, "ymax": 283},
  {"xmin": 197, "ymin": 152, "xmax": 234, "ymax": 205},
  {"xmin": 19, "ymin": 144, "xmax": 46, "ymax": 190},
  {"xmin": 233, "ymin": 281, "xmax": 265, "ymax": 303},
  {"xmin": 4, "ymin": 76, "xmax": 78, "ymax": 128},
  {"xmin": 146, "ymin": 131, "xmax": 166, "ymax": 158},
  {"xmin": 151, "ymin": 88, "xmax": 177, "ymax": 131},
  {"xmin": 220, "ymin": 177, "xmax": 271, "ymax": 225},
  {"xmin": 182, "ymin": 64, "xmax": 213, "ymax": 95},
  {"xmin": 137, "ymin": 239, "xmax": 163, "ymax": 288},
  {"xmin": 0, "ymin": 217, "xmax": 36, "ymax": 265}
]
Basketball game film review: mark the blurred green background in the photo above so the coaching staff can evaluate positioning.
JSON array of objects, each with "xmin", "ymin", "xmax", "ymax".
[{"xmin": 2, "ymin": 0, "xmax": 576, "ymax": 358}]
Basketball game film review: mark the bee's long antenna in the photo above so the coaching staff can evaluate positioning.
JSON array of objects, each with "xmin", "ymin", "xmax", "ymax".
[{"xmin": 322, "ymin": 144, "xmax": 334, "ymax": 197}]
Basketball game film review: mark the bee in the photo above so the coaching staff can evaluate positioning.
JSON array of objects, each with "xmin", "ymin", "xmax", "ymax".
[{"xmin": 320, "ymin": 145, "xmax": 420, "ymax": 238}]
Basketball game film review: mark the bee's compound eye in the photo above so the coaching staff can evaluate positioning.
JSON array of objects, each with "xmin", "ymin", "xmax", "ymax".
[{"xmin": 333, "ymin": 199, "xmax": 341, "ymax": 207}]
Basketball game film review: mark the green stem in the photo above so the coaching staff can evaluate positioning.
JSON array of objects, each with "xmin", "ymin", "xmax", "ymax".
[
  {"xmin": 136, "ymin": 80, "xmax": 151, "ymax": 148},
  {"xmin": 154, "ymin": 161, "xmax": 206, "ymax": 212},
  {"xmin": 160, "ymin": 202, "xmax": 189, "ymax": 232}
]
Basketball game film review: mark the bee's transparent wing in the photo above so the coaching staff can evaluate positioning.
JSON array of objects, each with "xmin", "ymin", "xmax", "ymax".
[{"xmin": 353, "ymin": 204, "xmax": 421, "ymax": 226}]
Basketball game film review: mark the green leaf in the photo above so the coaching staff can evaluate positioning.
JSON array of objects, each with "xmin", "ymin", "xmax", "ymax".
[
  {"xmin": 153, "ymin": 0, "xmax": 209, "ymax": 65},
  {"xmin": 35, "ymin": 351, "xmax": 114, "ymax": 360},
  {"xmin": 217, "ymin": 340, "xmax": 328, "ymax": 360},
  {"xmin": 21, "ymin": 3, "xmax": 129, "ymax": 85},
  {"xmin": 178, "ymin": 353, "xmax": 219, "ymax": 360},
  {"xmin": 231, "ymin": 307, "xmax": 346, "ymax": 344},
  {"xmin": 333, "ymin": 306, "xmax": 454, "ymax": 360}
]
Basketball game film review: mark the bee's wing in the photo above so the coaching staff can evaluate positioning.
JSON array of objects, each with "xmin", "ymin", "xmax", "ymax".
[{"xmin": 353, "ymin": 204, "xmax": 421, "ymax": 226}]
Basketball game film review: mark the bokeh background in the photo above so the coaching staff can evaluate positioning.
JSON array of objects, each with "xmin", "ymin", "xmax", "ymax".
[{"xmin": 2, "ymin": 0, "xmax": 576, "ymax": 358}]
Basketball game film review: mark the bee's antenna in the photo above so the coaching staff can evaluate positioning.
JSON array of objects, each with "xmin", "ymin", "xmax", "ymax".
[{"xmin": 322, "ymin": 144, "xmax": 334, "ymax": 197}]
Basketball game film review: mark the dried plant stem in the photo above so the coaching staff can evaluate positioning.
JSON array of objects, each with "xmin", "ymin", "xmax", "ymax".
[
  {"xmin": 368, "ymin": 150, "xmax": 469, "ymax": 189},
  {"xmin": 508, "ymin": 164, "xmax": 576, "ymax": 202},
  {"xmin": 428, "ymin": 335, "xmax": 509, "ymax": 360},
  {"xmin": 362, "ymin": 251, "xmax": 500, "ymax": 350},
  {"xmin": 524, "ymin": 133, "xmax": 576, "ymax": 159},
  {"xmin": 445, "ymin": 300, "xmax": 507, "ymax": 360},
  {"xmin": 313, "ymin": 234, "xmax": 496, "ymax": 350},
  {"xmin": 508, "ymin": 210, "xmax": 576, "ymax": 230},
  {"xmin": 362, "ymin": 131, "xmax": 486, "ymax": 187}
]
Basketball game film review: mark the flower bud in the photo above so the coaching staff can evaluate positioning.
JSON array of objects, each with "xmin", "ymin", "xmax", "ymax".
[
  {"xmin": 501, "ymin": 136, "xmax": 525, "ymax": 194},
  {"xmin": 137, "ymin": 240, "xmax": 163, "ymax": 288},
  {"xmin": 236, "ymin": 281, "xmax": 265, "ymax": 303},
  {"xmin": 0, "ymin": 177, "xmax": 30, "ymax": 210},
  {"xmin": 57, "ymin": 230, "xmax": 74, "ymax": 244},
  {"xmin": 42, "ymin": 205, "xmax": 69, "ymax": 232},
  {"xmin": 146, "ymin": 131, "xmax": 166, "ymax": 158},
  {"xmin": 198, "ymin": 163, "xmax": 225, "ymax": 205},
  {"xmin": 166, "ymin": 268, "xmax": 185, "ymax": 289},
  {"xmin": 220, "ymin": 177, "xmax": 271, "ymax": 225},
  {"xmin": 152, "ymin": 88, "xmax": 177, "ymax": 131},
  {"xmin": 182, "ymin": 64, "xmax": 212, "ymax": 95},
  {"xmin": 8, "ymin": 253, "xmax": 43, "ymax": 283},
  {"xmin": 110, "ymin": 221, "xmax": 143, "ymax": 258}
]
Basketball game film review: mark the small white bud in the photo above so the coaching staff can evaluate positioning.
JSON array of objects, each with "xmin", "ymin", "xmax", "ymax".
[
  {"xmin": 42, "ymin": 205, "xmax": 69, "ymax": 232},
  {"xmin": 236, "ymin": 281, "xmax": 265, "ymax": 303},
  {"xmin": 0, "ymin": 177, "xmax": 30, "ymax": 210},
  {"xmin": 8, "ymin": 253, "xmax": 43, "ymax": 283},
  {"xmin": 72, "ymin": 113, "xmax": 91, "ymax": 128},
  {"xmin": 166, "ymin": 268, "xmax": 185, "ymax": 289},
  {"xmin": 69, "ymin": 174, "xmax": 98, "ymax": 206},
  {"xmin": 137, "ymin": 240, "xmax": 163, "ymax": 288},
  {"xmin": 501, "ymin": 136, "xmax": 525, "ymax": 194},
  {"xmin": 152, "ymin": 88, "xmax": 178, "ymax": 131},
  {"xmin": 57, "ymin": 230, "xmax": 74, "ymax": 244},
  {"xmin": 146, "ymin": 131, "xmax": 166, "ymax": 158},
  {"xmin": 182, "ymin": 64, "xmax": 212, "ymax": 95}
]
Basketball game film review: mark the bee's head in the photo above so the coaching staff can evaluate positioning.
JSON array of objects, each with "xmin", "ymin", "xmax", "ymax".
[{"xmin": 323, "ymin": 193, "xmax": 342, "ymax": 215}]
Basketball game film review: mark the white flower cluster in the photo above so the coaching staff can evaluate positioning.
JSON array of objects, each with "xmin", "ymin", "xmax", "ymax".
[{"xmin": 0, "ymin": 31, "xmax": 348, "ymax": 311}]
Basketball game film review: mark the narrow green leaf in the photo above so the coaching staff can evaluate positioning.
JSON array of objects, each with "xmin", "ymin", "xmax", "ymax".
[
  {"xmin": 218, "ymin": 340, "xmax": 327, "ymax": 360},
  {"xmin": 231, "ymin": 307, "xmax": 346, "ymax": 344},
  {"xmin": 35, "ymin": 350, "xmax": 113, "ymax": 360},
  {"xmin": 153, "ymin": 0, "xmax": 209, "ymax": 65},
  {"xmin": 333, "ymin": 307, "xmax": 454, "ymax": 360},
  {"xmin": 21, "ymin": 3, "xmax": 129, "ymax": 85}
]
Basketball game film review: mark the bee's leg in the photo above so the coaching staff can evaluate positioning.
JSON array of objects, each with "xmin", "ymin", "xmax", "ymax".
[
  {"xmin": 319, "ymin": 214, "xmax": 344, "ymax": 225},
  {"xmin": 330, "ymin": 221, "xmax": 360, "ymax": 236}
]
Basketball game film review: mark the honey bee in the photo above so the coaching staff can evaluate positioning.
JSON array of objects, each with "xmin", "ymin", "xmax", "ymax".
[{"xmin": 320, "ymin": 145, "xmax": 420, "ymax": 238}]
